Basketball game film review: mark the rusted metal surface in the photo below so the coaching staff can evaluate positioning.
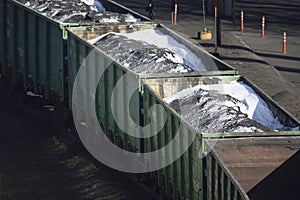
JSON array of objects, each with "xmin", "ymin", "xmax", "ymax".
[
  {"xmin": 68, "ymin": 23, "xmax": 157, "ymax": 40},
  {"xmin": 206, "ymin": 136, "xmax": 300, "ymax": 199},
  {"xmin": 144, "ymin": 76, "xmax": 239, "ymax": 99}
]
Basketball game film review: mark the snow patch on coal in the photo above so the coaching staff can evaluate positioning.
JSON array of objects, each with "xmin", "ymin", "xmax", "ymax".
[
  {"xmin": 95, "ymin": 33, "xmax": 194, "ymax": 74},
  {"xmin": 119, "ymin": 29, "xmax": 207, "ymax": 72},
  {"xmin": 165, "ymin": 81, "xmax": 299, "ymax": 132},
  {"xmin": 91, "ymin": 29, "xmax": 208, "ymax": 73},
  {"xmin": 20, "ymin": 0, "xmax": 139, "ymax": 23}
]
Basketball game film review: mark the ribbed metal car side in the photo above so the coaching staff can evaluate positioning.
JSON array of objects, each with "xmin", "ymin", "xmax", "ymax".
[
  {"xmin": 142, "ymin": 76, "xmax": 300, "ymax": 200},
  {"xmin": 143, "ymin": 87, "xmax": 203, "ymax": 199},
  {"xmin": 66, "ymin": 24, "xmax": 238, "ymax": 154},
  {"xmin": 67, "ymin": 28, "xmax": 142, "ymax": 152},
  {"xmin": 1, "ymin": 0, "xmax": 80, "ymax": 103},
  {"xmin": 206, "ymin": 142, "xmax": 249, "ymax": 200},
  {"xmin": 0, "ymin": 0, "xmax": 4, "ymax": 74},
  {"xmin": 205, "ymin": 135, "xmax": 300, "ymax": 200}
]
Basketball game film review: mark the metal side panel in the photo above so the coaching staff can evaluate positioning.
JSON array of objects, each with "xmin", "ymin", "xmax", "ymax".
[
  {"xmin": 106, "ymin": 63, "xmax": 119, "ymax": 146},
  {"xmin": 166, "ymin": 111, "xmax": 174, "ymax": 199},
  {"xmin": 144, "ymin": 88, "xmax": 174, "ymax": 196},
  {"xmin": 105, "ymin": 63, "xmax": 115, "ymax": 140},
  {"xmin": 143, "ymin": 83, "xmax": 202, "ymax": 200},
  {"xmin": 111, "ymin": 65, "xmax": 126, "ymax": 149},
  {"xmin": 205, "ymin": 136, "xmax": 300, "ymax": 200},
  {"xmin": 143, "ymin": 86, "xmax": 152, "ymax": 155},
  {"xmin": 6, "ymin": 2, "xmax": 16, "ymax": 81},
  {"xmin": 172, "ymin": 115, "xmax": 182, "ymax": 199},
  {"xmin": 128, "ymin": 82, "xmax": 141, "ymax": 151},
  {"xmin": 80, "ymin": 44, "xmax": 91, "ymax": 126},
  {"xmin": 67, "ymin": 33, "xmax": 78, "ymax": 110},
  {"xmin": 155, "ymin": 97, "xmax": 167, "ymax": 189},
  {"xmin": 16, "ymin": 5, "xmax": 26, "ymax": 79},
  {"xmin": 157, "ymin": 105, "xmax": 167, "ymax": 192},
  {"xmin": 187, "ymin": 137, "xmax": 194, "ymax": 200},
  {"xmin": 90, "ymin": 54, "xmax": 142, "ymax": 152},
  {"xmin": 150, "ymin": 98, "xmax": 159, "ymax": 182},
  {"xmin": 5, "ymin": 0, "xmax": 82, "ymax": 103},
  {"xmin": 144, "ymin": 75, "xmax": 240, "ymax": 99},
  {"xmin": 68, "ymin": 34, "xmax": 90, "ymax": 123},
  {"xmin": 68, "ymin": 32, "xmax": 143, "ymax": 153},
  {"xmin": 27, "ymin": 12, "xmax": 37, "ymax": 89},
  {"xmin": 0, "ymin": 0, "xmax": 4, "ymax": 72},
  {"xmin": 142, "ymin": 78, "xmax": 300, "ymax": 200},
  {"xmin": 37, "ymin": 19, "xmax": 48, "ymax": 97},
  {"xmin": 191, "ymin": 137, "xmax": 203, "ymax": 200},
  {"xmin": 180, "ymin": 127, "xmax": 190, "ymax": 199},
  {"xmin": 97, "ymin": 63, "xmax": 108, "ymax": 134},
  {"xmin": 49, "ymin": 22, "xmax": 64, "ymax": 102}
]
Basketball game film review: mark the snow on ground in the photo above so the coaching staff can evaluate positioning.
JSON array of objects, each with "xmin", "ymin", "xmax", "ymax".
[{"xmin": 165, "ymin": 80, "xmax": 299, "ymax": 132}]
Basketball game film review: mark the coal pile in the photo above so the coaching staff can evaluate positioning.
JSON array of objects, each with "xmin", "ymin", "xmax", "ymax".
[
  {"xmin": 95, "ymin": 34, "xmax": 193, "ymax": 74},
  {"xmin": 168, "ymin": 88, "xmax": 274, "ymax": 133},
  {"xmin": 19, "ymin": 0, "xmax": 138, "ymax": 23}
]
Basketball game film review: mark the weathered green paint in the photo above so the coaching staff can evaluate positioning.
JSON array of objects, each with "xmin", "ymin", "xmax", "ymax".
[
  {"xmin": 0, "ymin": 0, "xmax": 3, "ymax": 72},
  {"xmin": 68, "ymin": 29, "xmax": 143, "ymax": 152},
  {"xmin": 142, "ymin": 77, "xmax": 300, "ymax": 200},
  {"xmin": 67, "ymin": 24, "xmax": 239, "ymax": 155},
  {"xmin": 1, "ymin": 0, "xmax": 85, "ymax": 103},
  {"xmin": 205, "ymin": 136, "xmax": 300, "ymax": 200}
]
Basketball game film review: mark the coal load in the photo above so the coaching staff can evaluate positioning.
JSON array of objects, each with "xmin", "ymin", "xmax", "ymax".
[
  {"xmin": 95, "ymin": 34, "xmax": 193, "ymax": 74},
  {"xmin": 19, "ymin": 0, "xmax": 138, "ymax": 23},
  {"xmin": 168, "ymin": 88, "xmax": 274, "ymax": 133}
]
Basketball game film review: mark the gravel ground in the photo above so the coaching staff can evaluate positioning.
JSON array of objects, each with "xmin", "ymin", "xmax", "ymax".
[{"xmin": 0, "ymin": 97, "xmax": 156, "ymax": 200}]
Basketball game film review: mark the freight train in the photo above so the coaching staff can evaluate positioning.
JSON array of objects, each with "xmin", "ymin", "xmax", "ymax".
[{"xmin": 1, "ymin": 0, "xmax": 300, "ymax": 200}]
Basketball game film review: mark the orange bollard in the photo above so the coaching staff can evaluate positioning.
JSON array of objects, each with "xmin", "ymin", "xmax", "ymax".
[
  {"xmin": 173, "ymin": 4, "xmax": 177, "ymax": 25},
  {"xmin": 240, "ymin": 10, "xmax": 244, "ymax": 32},
  {"xmin": 283, "ymin": 32, "xmax": 287, "ymax": 54},
  {"xmin": 262, "ymin": 16, "xmax": 265, "ymax": 38}
]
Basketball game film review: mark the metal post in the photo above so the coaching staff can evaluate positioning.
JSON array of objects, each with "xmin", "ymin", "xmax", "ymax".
[
  {"xmin": 240, "ymin": 10, "xmax": 244, "ymax": 32},
  {"xmin": 214, "ymin": 6, "xmax": 218, "ymax": 52},
  {"xmin": 283, "ymin": 32, "xmax": 287, "ymax": 54},
  {"xmin": 261, "ymin": 16, "xmax": 265, "ymax": 38},
  {"xmin": 173, "ymin": 4, "xmax": 177, "ymax": 25},
  {"xmin": 215, "ymin": 6, "xmax": 221, "ymax": 47},
  {"xmin": 202, "ymin": 0, "xmax": 206, "ymax": 30}
]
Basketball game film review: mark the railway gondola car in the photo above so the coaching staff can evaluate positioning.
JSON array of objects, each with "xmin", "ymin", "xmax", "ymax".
[
  {"xmin": 0, "ymin": 0, "xmax": 146, "ymax": 104},
  {"xmin": 205, "ymin": 135, "xmax": 300, "ymax": 200},
  {"xmin": 1, "ymin": 1, "xmax": 300, "ymax": 200},
  {"xmin": 67, "ymin": 24, "xmax": 237, "ymax": 152},
  {"xmin": 142, "ymin": 76, "xmax": 299, "ymax": 199}
]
